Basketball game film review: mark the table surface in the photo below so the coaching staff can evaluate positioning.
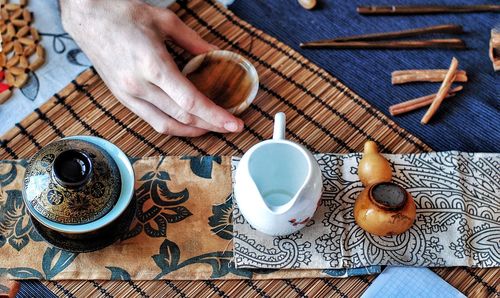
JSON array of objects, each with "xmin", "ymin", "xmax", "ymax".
[
  {"xmin": 2, "ymin": 0, "xmax": 498, "ymax": 149},
  {"xmin": 230, "ymin": 0, "xmax": 499, "ymax": 153},
  {"xmin": 1, "ymin": 0, "xmax": 498, "ymax": 297}
]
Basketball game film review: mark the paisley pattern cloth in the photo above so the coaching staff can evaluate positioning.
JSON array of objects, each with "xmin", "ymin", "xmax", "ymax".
[
  {"xmin": 0, "ymin": 156, "xmax": 378, "ymax": 286},
  {"xmin": 232, "ymin": 152, "xmax": 500, "ymax": 269}
]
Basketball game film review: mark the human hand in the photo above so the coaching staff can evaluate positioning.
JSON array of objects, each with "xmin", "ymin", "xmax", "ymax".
[{"xmin": 60, "ymin": 0, "xmax": 244, "ymax": 137}]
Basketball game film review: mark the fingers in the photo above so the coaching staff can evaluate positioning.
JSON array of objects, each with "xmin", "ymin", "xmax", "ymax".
[
  {"xmin": 120, "ymin": 94, "xmax": 208, "ymax": 137},
  {"xmin": 155, "ymin": 9, "xmax": 217, "ymax": 55},
  {"xmin": 151, "ymin": 9, "xmax": 244, "ymax": 133},
  {"xmin": 145, "ymin": 83, "xmax": 228, "ymax": 132},
  {"xmin": 151, "ymin": 53, "xmax": 244, "ymax": 133}
]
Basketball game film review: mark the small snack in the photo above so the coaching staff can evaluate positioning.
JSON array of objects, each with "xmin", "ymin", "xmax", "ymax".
[
  {"xmin": 354, "ymin": 141, "xmax": 416, "ymax": 236},
  {"xmin": 0, "ymin": 0, "xmax": 44, "ymax": 104},
  {"xmin": 298, "ymin": 0, "xmax": 317, "ymax": 10},
  {"xmin": 391, "ymin": 69, "xmax": 467, "ymax": 84},
  {"xmin": 490, "ymin": 28, "xmax": 500, "ymax": 71},
  {"xmin": 421, "ymin": 57, "xmax": 459, "ymax": 124}
]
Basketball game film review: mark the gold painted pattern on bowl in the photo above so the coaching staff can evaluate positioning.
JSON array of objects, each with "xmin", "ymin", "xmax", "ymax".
[{"xmin": 23, "ymin": 140, "xmax": 121, "ymax": 225}]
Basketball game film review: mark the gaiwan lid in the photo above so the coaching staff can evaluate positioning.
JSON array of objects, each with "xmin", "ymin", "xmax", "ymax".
[{"xmin": 23, "ymin": 139, "xmax": 121, "ymax": 225}]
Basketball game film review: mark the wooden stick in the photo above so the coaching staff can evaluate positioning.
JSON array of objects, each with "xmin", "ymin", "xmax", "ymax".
[
  {"xmin": 8, "ymin": 281, "xmax": 20, "ymax": 298},
  {"xmin": 392, "ymin": 69, "xmax": 467, "ymax": 84},
  {"xmin": 358, "ymin": 5, "xmax": 500, "ymax": 15},
  {"xmin": 391, "ymin": 93, "xmax": 457, "ymax": 116},
  {"xmin": 391, "ymin": 86, "xmax": 463, "ymax": 110},
  {"xmin": 389, "ymin": 86, "xmax": 463, "ymax": 116},
  {"xmin": 421, "ymin": 57, "xmax": 459, "ymax": 124},
  {"xmin": 300, "ymin": 39, "xmax": 466, "ymax": 49},
  {"xmin": 313, "ymin": 24, "xmax": 463, "ymax": 43},
  {"xmin": 0, "ymin": 89, "xmax": 12, "ymax": 104}
]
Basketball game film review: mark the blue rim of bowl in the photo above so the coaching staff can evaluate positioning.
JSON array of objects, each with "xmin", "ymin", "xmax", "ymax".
[{"xmin": 23, "ymin": 136, "xmax": 135, "ymax": 234}]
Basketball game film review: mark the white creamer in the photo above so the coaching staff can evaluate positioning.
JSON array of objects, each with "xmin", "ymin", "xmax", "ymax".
[{"xmin": 234, "ymin": 112, "xmax": 323, "ymax": 236}]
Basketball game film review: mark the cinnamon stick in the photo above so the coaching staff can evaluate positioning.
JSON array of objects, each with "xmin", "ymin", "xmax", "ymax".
[
  {"xmin": 392, "ymin": 69, "xmax": 467, "ymax": 84},
  {"xmin": 300, "ymin": 39, "xmax": 466, "ymax": 49},
  {"xmin": 357, "ymin": 5, "xmax": 500, "ymax": 15},
  {"xmin": 421, "ymin": 57, "xmax": 459, "ymax": 124},
  {"xmin": 390, "ymin": 86, "xmax": 463, "ymax": 116}
]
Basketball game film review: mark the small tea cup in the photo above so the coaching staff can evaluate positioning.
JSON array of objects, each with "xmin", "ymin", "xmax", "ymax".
[{"xmin": 182, "ymin": 50, "xmax": 259, "ymax": 115}]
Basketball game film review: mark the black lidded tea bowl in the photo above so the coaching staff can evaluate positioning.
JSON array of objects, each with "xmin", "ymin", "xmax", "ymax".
[{"xmin": 22, "ymin": 136, "xmax": 135, "ymax": 253}]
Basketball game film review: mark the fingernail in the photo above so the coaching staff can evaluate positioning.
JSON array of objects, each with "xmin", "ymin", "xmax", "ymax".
[{"xmin": 224, "ymin": 121, "xmax": 239, "ymax": 132}]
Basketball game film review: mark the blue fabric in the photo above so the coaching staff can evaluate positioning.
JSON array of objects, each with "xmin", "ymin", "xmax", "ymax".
[
  {"xmin": 229, "ymin": 0, "xmax": 499, "ymax": 152},
  {"xmin": 17, "ymin": 281, "xmax": 57, "ymax": 298}
]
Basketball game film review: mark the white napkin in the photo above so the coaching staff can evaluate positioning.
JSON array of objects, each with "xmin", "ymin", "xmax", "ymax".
[{"xmin": 361, "ymin": 267, "xmax": 466, "ymax": 298}]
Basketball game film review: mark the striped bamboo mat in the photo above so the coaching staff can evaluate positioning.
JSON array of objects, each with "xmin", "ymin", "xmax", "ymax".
[{"xmin": 1, "ymin": 0, "xmax": 498, "ymax": 296}]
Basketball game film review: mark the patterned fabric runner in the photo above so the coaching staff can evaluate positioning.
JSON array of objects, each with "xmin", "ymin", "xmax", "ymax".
[
  {"xmin": 232, "ymin": 152, "xmax": 500, "ymax": 269},
  {"xmin": 0, "ymin": 0, "xmax": 498, "ymax": 297},
  {"xmin": 0, "ymin": 156, "xmax": 379, "ymax": 281}
]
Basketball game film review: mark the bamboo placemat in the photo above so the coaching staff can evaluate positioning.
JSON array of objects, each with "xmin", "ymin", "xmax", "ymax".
[{"xmin": 1, "ymin": 0, "xmax": 498, "ymax": 296}]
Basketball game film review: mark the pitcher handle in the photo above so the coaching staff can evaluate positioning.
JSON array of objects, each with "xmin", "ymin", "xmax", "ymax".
[{"xmin": 273, "ymin": 112, "xmax": 286, "ymax": 140}]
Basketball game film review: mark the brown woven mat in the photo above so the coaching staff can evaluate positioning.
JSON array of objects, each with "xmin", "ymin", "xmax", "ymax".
[{"xmin": 1, "ymin": 0, "xmax": 498, "ymax": 296}]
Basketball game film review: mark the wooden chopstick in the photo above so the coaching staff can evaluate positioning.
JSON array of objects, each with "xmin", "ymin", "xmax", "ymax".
[
  {"xmin": 300, "ymin": 39, "xmax": 466, "ymax": 50},
  {"xmin": 321, "ymin": 24, "xmax": 464, "ymax": 43},
  {"xmin": 358, "ymin": 5, "xmax": 500, "ymax": 15}
]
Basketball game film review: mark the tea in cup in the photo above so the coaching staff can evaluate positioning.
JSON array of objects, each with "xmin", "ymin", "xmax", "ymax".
[{"xmin": 182, "ymin": 50, "xmax": 259, "ymax": 115}]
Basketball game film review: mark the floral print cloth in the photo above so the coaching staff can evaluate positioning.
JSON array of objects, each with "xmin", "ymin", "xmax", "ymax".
[
  {"xmin": 0, "ymin": 156, "xmax": 379, "ymax": 286},
  {"xmin": 232, "ymin": 152, "xmax": 500, "ymax": 269}
]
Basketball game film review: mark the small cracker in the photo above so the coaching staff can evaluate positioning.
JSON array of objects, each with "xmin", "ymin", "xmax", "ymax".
[{"xmin": 0, "ymin": 0, "xmax": 44, "ymax": 104}]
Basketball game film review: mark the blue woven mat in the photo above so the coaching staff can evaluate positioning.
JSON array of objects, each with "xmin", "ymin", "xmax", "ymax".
[{"xmin": 229, "ymin": 0, "xmax": 499, "ymax": 152}]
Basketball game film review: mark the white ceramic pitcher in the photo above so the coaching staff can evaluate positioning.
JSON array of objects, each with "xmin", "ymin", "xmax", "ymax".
[{"xmin": 234, "ymin": 112, "xmax": 323, "ymax": 236}]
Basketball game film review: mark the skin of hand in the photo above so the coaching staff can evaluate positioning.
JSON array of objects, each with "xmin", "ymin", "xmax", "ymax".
[{"xmin": 59, "ymin": 0, "xmax": 244, "ymax": 137}]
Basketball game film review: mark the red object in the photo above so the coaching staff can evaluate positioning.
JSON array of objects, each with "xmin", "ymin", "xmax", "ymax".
[
  {"xmin": 0, "ymin": 82, "xmax": 9, "ymax": 93},
  {"xmin": 289, "ymin": 217, "xmax": 310, "ymax": 226},
  {"xmin": 298, "ymin": 217, "xmax": 310, "ymax": 225},
  {"xmin": 0, "ymin": 71, "xmax": 4, "ymax": 81}
]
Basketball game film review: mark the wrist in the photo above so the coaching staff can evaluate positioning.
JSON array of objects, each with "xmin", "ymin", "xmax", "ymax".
[
  {"xmin": 60, "ymin": 0, "xmax": 96, "ymax": 15},
  {"xmin": 60, "ymin": 0, "xmax": 116, "ymax": 37}
]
